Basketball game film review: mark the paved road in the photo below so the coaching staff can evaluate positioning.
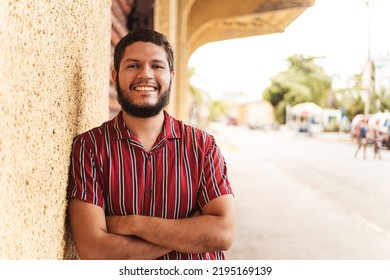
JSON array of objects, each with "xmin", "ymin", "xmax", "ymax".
[{"xmin": 209, "ymin": 123, "xmax": 390, "ymax": 260}]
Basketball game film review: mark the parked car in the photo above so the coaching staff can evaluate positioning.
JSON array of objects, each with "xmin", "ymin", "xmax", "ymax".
[
  {"xmin": 382, "ymin": 119, "xmax": 390, "ymax": 149},
  {"xmin": 248, "ymin": 121, "xmax": 280, "ymax": 131},
  {"xmin": 226, "ymin": 116, "xmax": 238, "ymax": 126}
]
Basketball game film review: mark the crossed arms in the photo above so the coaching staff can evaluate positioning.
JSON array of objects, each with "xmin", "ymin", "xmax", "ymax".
[{"xmin": 68, "ymin": 194, "xmax": 235, "ymax": 260}]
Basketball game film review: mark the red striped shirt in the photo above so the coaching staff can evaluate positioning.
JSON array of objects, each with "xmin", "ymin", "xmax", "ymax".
[{"xmin": 68, "ymin": 110, "xmax": 233, "ymax": 260}]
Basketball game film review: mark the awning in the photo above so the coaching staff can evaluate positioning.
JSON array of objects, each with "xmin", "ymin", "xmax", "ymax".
[{"xmin": 290, "ymin": 102, "xmax": 323, "ymax": 116}]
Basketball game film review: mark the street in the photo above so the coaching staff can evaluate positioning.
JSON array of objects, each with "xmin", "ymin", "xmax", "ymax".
[{"xmin": 209, "ymin": 123, "xmax": 390, "ymax": 260}]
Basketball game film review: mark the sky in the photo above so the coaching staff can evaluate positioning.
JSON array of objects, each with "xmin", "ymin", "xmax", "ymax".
[{"xmin": 188, "ymin": 0, "xmax": 390, "ymax": 101}]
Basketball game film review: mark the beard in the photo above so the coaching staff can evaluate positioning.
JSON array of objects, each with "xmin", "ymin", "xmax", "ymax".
[{"xmin": 116, "ymin": 75, "xmax": 171, "ymax": 118}]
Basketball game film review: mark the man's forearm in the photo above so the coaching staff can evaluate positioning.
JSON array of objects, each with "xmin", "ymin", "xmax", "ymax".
[
  {"xmin": 123, "ymin": 215, "xmax": 232, "ymax": 253},
  {"xmin": 68, "ymin": 198, "xmax": 171, "ymax": 260},
  {"xmin": 79, "ymin": 231, "xmax": 172, "ymax": 260},
  {"xmin": 106, "ymin": 195, "xmax": 236, "ymax": 254}
]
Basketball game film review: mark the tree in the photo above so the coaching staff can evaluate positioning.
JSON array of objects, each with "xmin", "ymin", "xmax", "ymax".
[
  {"xmin": 334, "ymin": 71, "xmax": 382, "ymax": 121},
  {"xmin": 188, "ymin": 67, "xmax": 228, "ymax": 128},
  {"xmin": 334, "ymin": 74, "xmax": 365, "ymax": 120},
  {"xmin": 209, "ymin": 100, "xmax": 228, "ymax": 122},
  {"xmin": 378, "ymin": 87, "xmax": 390, "ymax": 112},
  {"xmin": 263, "ymin": 54, "xmax": 332, "ymax": 123}
]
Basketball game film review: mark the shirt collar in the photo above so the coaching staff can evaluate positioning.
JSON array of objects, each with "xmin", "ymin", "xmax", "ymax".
[{"xmin": 109, "ymin": 110, "xmax": 182, "ymax": 141}]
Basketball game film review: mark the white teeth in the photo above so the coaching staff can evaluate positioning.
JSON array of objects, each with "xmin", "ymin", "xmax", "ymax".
[{"xmin": 133, "ymin": 86, "xmax": 156, "ymax": 91}]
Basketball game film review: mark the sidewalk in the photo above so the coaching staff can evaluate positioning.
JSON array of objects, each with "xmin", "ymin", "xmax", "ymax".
[
  {"xmin": 314, "ymin": 131, "xmax": 353, "ymax": 142},
  {"xmin": 211, "ymin": 124, "xmax": 390, "ymax": 260}
]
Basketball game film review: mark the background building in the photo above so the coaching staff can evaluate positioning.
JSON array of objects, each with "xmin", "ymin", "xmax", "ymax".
[{"xmin": 373, "ymin": 55, "xmax": 390, "ymax": 98}]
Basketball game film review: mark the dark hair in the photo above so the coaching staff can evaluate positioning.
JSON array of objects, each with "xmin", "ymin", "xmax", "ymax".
[{"xmin": 113, "ymin": 28, "xmax": 174, "ymax": 73}]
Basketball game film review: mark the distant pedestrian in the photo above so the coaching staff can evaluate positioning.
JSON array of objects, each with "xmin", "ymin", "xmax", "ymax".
[
  {"xmin": 386, "ymin": 119, "xmax": 390, "ymax": 148},
  {"xmin": 354, "ymin": 118, "xmax": 368, "ymax": 160},
  {"xmin": 373, "ymin": 120, "xmax": 382, "ymax": 160}
]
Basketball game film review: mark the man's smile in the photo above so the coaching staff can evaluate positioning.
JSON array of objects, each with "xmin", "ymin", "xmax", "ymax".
[{"xmin": 131, "ymin": 85, "xmax": 158, "ymax": 92}]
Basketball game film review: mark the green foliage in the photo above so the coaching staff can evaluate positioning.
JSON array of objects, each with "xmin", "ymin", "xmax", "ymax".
[
  {"xmin": 209, "ymin": 100, "xmax": 228, "ymax": 122},
  {"xmin": 263, "ymin": 54, "xmax": 332, "ymax": 123},
  {"xmin": 337, "ymin": 91, "xmax": 365, "ymax": 120},
  {"xmin": 378, "ymin": 87, "xmax": 390, "ymax": 112},
  {"xmin": 323, "ymin": 119, "xmax": 340, "ymax": 132},
  {"xmin": 275, "ymin": 99, "xmax": 288, "ymax": 124},
  {"xmin": 334, "ymin": 73, "xmax": 379, "ymax": 120},
  {"xmin": 188, "ymin": 67, "xmax": 228, "ymax": 128}
]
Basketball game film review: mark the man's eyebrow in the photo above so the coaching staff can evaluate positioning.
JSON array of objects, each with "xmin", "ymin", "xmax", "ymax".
[
  {"xmin": 121, "ymin": 58, "xmax": 166, "ymax": 64},
  {"xmin": 122, "ymin": 58, "xmax": 138, "ymax": 64},
  {"xmin": 150, "ymin": 59, "xmax": 166, "ymax": 63}
]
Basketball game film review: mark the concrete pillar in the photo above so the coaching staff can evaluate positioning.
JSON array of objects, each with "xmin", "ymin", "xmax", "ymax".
[
  {"xmin": 154, "ymin": 0, "xmax": 179, "ymax": 119},
  {"xmin": 154, "ymin": 0, "xmax": 192, "ymax": 121},
  {"xmin": 0, "ymin": 0, "xmax": 112, "ymax": 259}
]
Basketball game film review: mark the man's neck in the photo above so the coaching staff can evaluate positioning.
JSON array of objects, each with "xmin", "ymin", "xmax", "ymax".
[{"xmin": 122, "ymin": 110, "xmax": 165, "ymax": 152}]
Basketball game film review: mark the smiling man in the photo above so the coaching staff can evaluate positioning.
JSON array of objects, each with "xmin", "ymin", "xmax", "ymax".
[{"xmin": 67, "ymin": 28, "xmax": 235, "ymax": 260}]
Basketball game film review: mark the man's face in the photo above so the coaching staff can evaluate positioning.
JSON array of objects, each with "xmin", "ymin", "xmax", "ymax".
[{"xmin": 113, "ymin": 42, "xmax": 174, "ymax": 118}]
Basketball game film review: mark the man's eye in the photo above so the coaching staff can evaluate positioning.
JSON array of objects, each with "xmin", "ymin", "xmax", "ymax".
[
  {"xmin": 127, "ymin": 64, "xmax": 138, "ymax": 68},
  {"xmin": 152, "ymin": 65, "xmax": 163, "ymax": 69}
]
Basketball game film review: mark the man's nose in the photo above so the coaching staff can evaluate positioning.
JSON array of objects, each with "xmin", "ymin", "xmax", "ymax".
[{"xmin": 138, "ymin": 65, "xmax": 153, "ymax": 78}]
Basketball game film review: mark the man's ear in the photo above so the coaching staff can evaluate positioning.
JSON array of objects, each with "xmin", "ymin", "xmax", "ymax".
[
  {"xmin": 111, "ymin": 69, "xmax": 117, "ymax": 90},
  {"xmin": 170, "ymin": 71, "xmax": 175, "ymax": 81}
]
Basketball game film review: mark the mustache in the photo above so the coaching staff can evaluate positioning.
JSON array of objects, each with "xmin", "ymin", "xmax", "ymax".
[{"xmin": 115, "ymin": 75, "xmax": 172, "ymax": 118}]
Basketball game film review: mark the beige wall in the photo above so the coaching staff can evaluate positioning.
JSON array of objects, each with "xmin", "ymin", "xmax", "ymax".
[{"xmin": 0, "ymin": 0, "xmax": 112, "ymax": 259}]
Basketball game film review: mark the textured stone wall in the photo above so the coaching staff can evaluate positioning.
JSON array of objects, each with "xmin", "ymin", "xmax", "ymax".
[{"xmin": 0, "ymin": 0, "xmax": 112, "ymax": 259}]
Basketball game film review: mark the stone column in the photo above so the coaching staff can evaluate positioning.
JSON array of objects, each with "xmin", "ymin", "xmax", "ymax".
[
  {"xmin": 0, "ymin": 0, "xmax": 112, "ymax": 259},
  {"xmin": 154, "ymin": 0, "xmax": 191, "ymax": 121}
]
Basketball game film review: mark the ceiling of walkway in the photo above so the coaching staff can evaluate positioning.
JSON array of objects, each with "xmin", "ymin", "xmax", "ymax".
[{"xmin": 187, "ymin": 0, "xmax": 315, "ymax": 54}]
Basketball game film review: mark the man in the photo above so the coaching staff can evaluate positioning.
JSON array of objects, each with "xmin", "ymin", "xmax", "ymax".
[{"xmin": 67, "ymin": 28, "xmax": 235, "ymax": 260}]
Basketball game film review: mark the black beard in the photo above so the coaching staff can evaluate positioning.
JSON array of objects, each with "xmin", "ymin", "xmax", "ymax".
[{"xmin": 116, "ymin": 75, "xmax": 170, "ymax": 118}]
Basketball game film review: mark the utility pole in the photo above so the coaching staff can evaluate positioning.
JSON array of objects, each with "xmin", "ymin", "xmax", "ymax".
[
  {"xmin": 367, "ymin": 0, "xmax": 371, "ymax": 60},
  {"xmin": 363, "ymin": 0, "xmax": 372, "ymax": 116}
]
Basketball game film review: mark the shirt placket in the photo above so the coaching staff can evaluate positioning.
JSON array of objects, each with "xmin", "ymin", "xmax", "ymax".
[{"xmin": 142, "ymin": 152, "xmax": 153, "ymax": 215}]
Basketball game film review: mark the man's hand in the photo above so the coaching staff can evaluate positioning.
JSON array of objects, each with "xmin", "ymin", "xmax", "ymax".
[
  {"xmin": 106, "ymin": 208, "xmax": 202, "ymax": 236},
  {"xmin": 104, "ymin": 194, "xmax": 236, "ymax": 254},
  {"xmin": 68, "ymin": 198, "xmax": 172, "ymax": 259}
]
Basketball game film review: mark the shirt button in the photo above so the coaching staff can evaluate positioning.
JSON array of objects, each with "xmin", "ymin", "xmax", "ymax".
[{"xmin": 146, "ymin": 188, "xmax": 152, "ymax": 194}]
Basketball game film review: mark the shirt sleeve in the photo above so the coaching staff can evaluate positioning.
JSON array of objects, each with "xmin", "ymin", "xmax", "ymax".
[
  {"xmin": 198, "ymin": 137, "xmax": 233, "ymax": 208},
  {"xmin": 67, "ymin": 133, "xmax": 105, "ymax": 209}
]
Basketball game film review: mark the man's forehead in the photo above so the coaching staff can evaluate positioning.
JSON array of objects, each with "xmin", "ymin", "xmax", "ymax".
[
  {"xmin": 122, "ymin": 42, "xmax": 168, "ymax": 61},
  {"xmin": 124, "ymin": 42, "xmax": 165, "ymax": 54}
]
